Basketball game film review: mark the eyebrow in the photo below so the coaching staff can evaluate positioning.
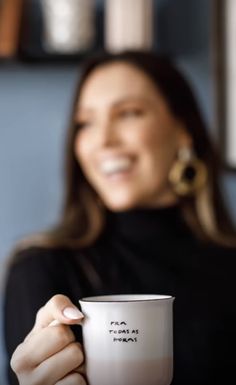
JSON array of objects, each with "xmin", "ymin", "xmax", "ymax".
[{"xmin": 76, "ymin": 96, "xmax": 151, "ymax": 114}]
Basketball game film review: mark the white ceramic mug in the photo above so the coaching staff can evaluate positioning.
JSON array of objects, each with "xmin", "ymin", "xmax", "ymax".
[{"xmin": 79, "ymin": 294, "xmax": 174, "ymax": 385}]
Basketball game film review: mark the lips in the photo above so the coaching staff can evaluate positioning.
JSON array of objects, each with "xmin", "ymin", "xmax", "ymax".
[{"xmin": 99, "ymin": 157, "xmax": 134, "ymax": 176}]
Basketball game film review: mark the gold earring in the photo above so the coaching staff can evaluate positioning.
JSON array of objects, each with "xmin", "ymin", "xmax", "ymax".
[{"xmin": 168, "ymin": 147, "xmax": 208, "ymax": 196}]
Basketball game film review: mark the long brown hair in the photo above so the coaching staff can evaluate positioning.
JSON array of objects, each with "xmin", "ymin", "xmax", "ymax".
[{"xmin": 15, "ymin": 50, "xmax": 236, "ymax": 252}]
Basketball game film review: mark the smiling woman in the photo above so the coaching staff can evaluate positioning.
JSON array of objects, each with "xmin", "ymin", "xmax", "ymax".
[
  {"xmin": 3, "ymin": 51, "xmax": 236, "ymax": 385},
  {"xmin": 74, "ymin": 61, "xmax": 189, "ymax": 211},
  {"xmin": 20, "ymin": 50, "xmax": 234, "ymax": 248}
]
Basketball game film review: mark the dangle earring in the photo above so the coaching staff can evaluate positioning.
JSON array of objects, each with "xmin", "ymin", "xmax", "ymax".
[{"xmin": 168, "ymin": 147, "xmax": 208, "ymax": 196}]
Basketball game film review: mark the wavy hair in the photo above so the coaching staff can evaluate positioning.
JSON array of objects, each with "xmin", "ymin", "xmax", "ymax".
[{"xmin": 14, "ymin": 50, "xmax": 236, "ymax": 253}]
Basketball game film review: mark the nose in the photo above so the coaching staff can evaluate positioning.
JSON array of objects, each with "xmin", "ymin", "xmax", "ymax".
[{"xmin": 96, "ymin": 119, "xmax": 119, "ymax": 148}]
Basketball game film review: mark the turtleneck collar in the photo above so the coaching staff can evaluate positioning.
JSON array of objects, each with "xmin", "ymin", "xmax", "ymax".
[{"xmin": 105, "ymin": 204, "xmax": 192, "ymax": 244}]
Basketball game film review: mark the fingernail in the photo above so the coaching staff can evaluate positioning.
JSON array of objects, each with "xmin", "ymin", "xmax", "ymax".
[{"xmin": 62, "ymin": 307, "xmax": 84, "ymax": 320}]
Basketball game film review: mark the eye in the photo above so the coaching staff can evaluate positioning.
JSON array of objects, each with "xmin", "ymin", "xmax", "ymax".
[
  {"xmin": 74, "ymin": 121, "xmax": 91, "ymax": 131},
  {"xmin": 119, "ymin": 108, "xmax": 144, "ymax": 118}
]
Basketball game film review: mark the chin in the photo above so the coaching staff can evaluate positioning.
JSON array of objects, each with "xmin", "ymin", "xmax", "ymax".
[{"xmin": 103, "ymin": 198, "xmax": 138, "ymax": 212}]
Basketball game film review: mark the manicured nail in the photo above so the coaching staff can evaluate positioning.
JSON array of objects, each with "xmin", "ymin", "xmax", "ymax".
[{"xmin": 62, "ymin": 307, "xmax": 84, "ymax": 320}]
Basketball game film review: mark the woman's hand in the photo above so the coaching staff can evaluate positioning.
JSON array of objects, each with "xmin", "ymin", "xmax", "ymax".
[{"xmin": 10, "ymin": 294, "xmax": 86, "ymax": 385}]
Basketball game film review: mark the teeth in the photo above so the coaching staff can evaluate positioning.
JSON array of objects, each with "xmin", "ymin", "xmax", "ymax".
[{"xmin": 100, "ymin": 158, "xmax": 133, "ymax": 175}]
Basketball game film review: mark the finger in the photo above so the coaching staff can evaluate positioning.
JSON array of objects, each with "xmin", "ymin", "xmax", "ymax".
[
  {"xmin": 49, "ymin": 319, "xmax": 61, "ymax": 327},
  {"xmin": 13, "ymin": 324, "xmax": 76, "ymax": 370},
  {"xmin": 56, "ymin": 372, "xmax": 87, "ymax": 385},
  {"xmin": 25, "ymin": 319, "xmax": 62, "ymax": 342},
  {"xmin": 32, "ymin": 295, "xmax": 84, "ymax": 332},
  {"xmin": 33, "ymin": 342, "xmax": 84, "ymax": 385},
  {"xmin": 74, "ymin": 363, "xmax": 86, "ymax": 376},
  {"xmin": 72, "ymin": 344, "xmax": 86, "ymax": 375}
]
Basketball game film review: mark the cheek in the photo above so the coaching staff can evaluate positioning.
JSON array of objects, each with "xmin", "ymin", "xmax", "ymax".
[
  {"xmin": 137, "ymin": 120, "xmax": 177, "ymax": 155},
  {"xmin": 74, "ymin": 133, "xmax": 91, "ymax": 167},
  {"xmin": 74, "ymin": 133, "xmax": 102, "ymax": 191},
  {"xmin": 137, "ymin": 122, "xmax": 179, "ymax": 180}
]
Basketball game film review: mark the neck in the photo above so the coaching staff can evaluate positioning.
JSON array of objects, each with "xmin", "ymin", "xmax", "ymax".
[{"xmin": 105, "ymin": 204, "xmax": 192, "ymax": 245}]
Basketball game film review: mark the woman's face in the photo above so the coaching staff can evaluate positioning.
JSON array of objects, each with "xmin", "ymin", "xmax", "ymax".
[{"xmin": 74, "ymin": 62, "xmax": 191, "ymax": 211}]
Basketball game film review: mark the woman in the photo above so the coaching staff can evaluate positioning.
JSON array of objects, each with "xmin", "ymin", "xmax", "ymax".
[{"xmin": 3, "ymin": 50, "xmax": 236, "ymax": 385}]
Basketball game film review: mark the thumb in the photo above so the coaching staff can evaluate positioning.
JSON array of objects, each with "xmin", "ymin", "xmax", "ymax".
[{"xmin": 33, "ymin": 294, "xmax": 84, "ymax": 331}]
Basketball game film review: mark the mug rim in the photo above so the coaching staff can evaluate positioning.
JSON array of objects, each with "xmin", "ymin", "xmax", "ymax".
[{"xmin": 79, "ymin": 294, "xmax": 174, "ymax": 303}]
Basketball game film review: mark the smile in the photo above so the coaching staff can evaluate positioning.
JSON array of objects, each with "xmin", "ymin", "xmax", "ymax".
[{"xmin": 99, "ymin": 157, "xmax": 134, "ymax": 177}]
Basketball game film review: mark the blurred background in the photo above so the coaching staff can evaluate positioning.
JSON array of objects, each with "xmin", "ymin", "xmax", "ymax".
[{"xmin": 0, "ymin": 0, "xmax": 236, "ymax": 383}]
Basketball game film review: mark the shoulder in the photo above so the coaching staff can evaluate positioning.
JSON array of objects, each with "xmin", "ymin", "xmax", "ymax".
[
  {"xmin": 204, "ymin": 242, "xmax": 236, "ymax": 260},
  {"xmin": 8, "ymin": 245, "xmax": 62, "ymax": 268},
  {"xmin": 5, "ymin": 237, "xmax": 94, "ymax": 278},
  {"xmin": 5, "ymin": 242, "xmax": 77, "ymax": 283},
  {"xmin": 199, "ymin": 242, "xmax": 236, "ymax": 282},
  {"xmin": 3, "ymin": 244, "xmax": 86, "ymax": 301}
]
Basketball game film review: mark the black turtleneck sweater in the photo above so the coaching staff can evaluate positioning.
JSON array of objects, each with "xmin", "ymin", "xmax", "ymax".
[{"xmin": 3, "ymin": 206, "xmax": 236, "ymax": 385}]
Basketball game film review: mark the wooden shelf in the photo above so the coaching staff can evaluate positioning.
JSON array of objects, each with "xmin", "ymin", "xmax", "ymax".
[
  {"xmin": 0, "ymin": 0, "xmax": 104, "ymax": 63},
  {"xmin": 0, "ymin": 0, "xmax": 24, "ymax": 58}
]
